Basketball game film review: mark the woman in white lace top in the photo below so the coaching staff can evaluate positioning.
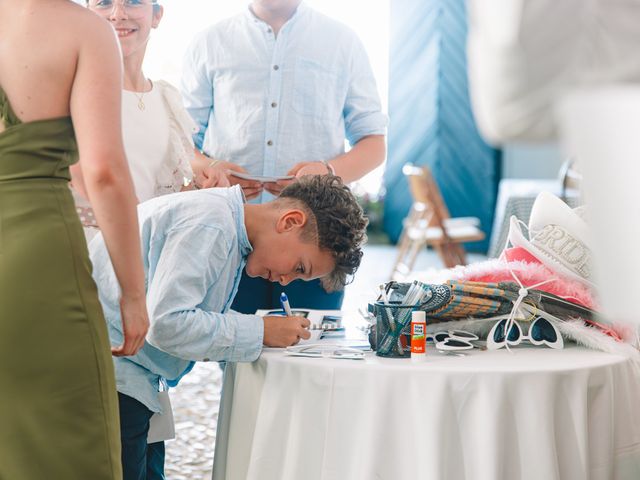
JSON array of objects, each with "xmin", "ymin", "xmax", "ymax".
[{"xmin": 74, "ymin": 0, "xmax": 228, "ymax": 241}]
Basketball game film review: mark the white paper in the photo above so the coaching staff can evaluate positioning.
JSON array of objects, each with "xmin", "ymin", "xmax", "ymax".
[
  {"xmin": 284, "ymin": 343, "xmax": 365, "ymax": 360},
  {"xmin": 229, "ymin": 171, "xmax": 294, "ymax": 182},
  {"xmin": 147, "ymin": 390, "xmax": 175, "ymax": 444}
]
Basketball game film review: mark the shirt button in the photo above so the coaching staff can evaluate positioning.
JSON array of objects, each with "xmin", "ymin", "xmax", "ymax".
[
  {"xmin": 271, "ymin": 102, "xmax": 277, "ymax": 108},
  {"xmin": 267, "ymin": 140, "xmax": 273, "ymax": 146},
  {"xmin": 203, "ymin": 358, "xmax": 210, "ymax": 362},
  {"xmin": 267, "ymin": 28, "xmax": 272, "ymax": 33},
  {"xmin": 273, "ymin": 65, "xmax": 279, "ymax": 71}
]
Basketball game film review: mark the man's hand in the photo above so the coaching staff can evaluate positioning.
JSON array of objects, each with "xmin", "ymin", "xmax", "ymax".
[
  {"xmin": 288, "ymin": 160, "xmax": 331, "ymax": 178},
  {"xmin": 112, "ymin": 294, "xmax": 150, "ymax": 357},
  {"xmin": 263, "ymin": 315, "xmax": 311, "ymax": 347},
  {"xmin": 263, "ymin": 160, "xmax": 331, "ymax": 196},
  {"xmin": 263, "ymin": 178, "xmax": 295, "ymax": 196}
]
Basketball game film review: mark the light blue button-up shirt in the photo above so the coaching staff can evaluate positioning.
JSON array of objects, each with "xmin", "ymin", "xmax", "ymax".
[
  {"xmin": 89, "ymin": 186, "xmax": 263, "ymax": 412},
  {"xmin": 181, "ymin": 2, "xmax": 388, "ymax": 202}
]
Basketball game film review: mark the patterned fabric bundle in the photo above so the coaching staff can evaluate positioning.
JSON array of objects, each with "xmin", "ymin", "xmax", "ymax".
[{"xmin": 386, "ymin": 280, "xmax": 596, "ymax": 324}]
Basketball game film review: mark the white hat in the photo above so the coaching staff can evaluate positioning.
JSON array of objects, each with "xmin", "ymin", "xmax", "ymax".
[{"xmin": 507, "ymin": 191, "xmax": 593, "ymax": 287}]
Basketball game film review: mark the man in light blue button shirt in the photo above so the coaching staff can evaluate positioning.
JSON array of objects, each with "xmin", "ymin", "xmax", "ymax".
[
  {"xmin": 89, "ymin": 175, "xmax": 367, "ymax": 479},
  {"xmin": 181, "ymin": 0, "xmax": 387, "ymax": 313}
]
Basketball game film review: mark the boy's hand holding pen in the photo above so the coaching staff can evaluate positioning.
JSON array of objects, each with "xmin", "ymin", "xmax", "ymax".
[
  {"xmin": 261, "ymin": 292, "xmax": 311, "ymax": 347},
  {"xmin": 263, "ymin": 314, "xmax": 311, "ymax": 347}
]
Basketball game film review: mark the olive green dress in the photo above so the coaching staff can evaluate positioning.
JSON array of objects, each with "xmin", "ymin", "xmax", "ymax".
[{"xmin": 0, "ymin": 87, "xmax": 122, "ymax": 479}]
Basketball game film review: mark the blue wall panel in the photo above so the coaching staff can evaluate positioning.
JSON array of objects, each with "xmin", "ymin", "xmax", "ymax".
[{"xmin": 383, "ymin": 0, "xmax": 500, "ymax": 252}]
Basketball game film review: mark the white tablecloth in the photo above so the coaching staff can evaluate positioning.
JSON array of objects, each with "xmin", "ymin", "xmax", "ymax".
[{"xmin": 213, "ymin": 346, "xmax": 640, "ymax": 480}]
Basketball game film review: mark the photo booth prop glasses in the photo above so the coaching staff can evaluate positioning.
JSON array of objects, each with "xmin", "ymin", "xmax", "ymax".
[
  {"xmin": 427, "ymin": 330, "xmax": 479, "ymax": 343},
  {"xmin": 427, "ymin": 330, "xmax": 480, "ymax": 352},
  {"xmin": 487, "ymin": 317, "xmax": 564, "ymax": 350}
]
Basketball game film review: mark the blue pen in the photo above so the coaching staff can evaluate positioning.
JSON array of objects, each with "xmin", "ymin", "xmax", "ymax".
[{"xmin": 280, "ymin": 292, "xmax": 293, "ymax": 316}]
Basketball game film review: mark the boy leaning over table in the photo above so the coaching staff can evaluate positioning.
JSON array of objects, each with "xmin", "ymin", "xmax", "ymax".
[{"xmin": 88, "ymin": 174, "xmax": 367, "ymax": 479}]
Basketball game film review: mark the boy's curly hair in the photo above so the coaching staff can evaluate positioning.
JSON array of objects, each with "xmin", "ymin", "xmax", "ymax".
[{"xmin": 278, "ymin": 175, "xmax": 368, "ymax": 292}]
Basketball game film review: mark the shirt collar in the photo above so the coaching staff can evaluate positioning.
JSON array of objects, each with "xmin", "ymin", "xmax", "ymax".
[
  {"xmin": 244, "ymin": 2, "xmax": 307, "ymax": 31},
  {"xmin": 230, "ymin": 185, "xmax": 253, "ymax": 257}
]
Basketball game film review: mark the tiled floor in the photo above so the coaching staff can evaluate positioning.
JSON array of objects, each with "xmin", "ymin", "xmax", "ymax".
[{"xmin": 164, "ymin": 244, "xmax": 486, "ymax": 478}]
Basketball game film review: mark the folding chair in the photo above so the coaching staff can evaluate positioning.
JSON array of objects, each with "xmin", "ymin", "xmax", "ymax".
[
  {"xmin": 558, "ymin": 158, "xmax": 582, "ymax": 200},
  {"xmin": 391, "ymin": 164, "xmax": 485, "ymax": 279}
]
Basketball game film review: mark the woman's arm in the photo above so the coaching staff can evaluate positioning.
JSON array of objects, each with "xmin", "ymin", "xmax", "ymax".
[
  {"xmin": 70, "ymin": 17, "xmax": 149, "ymax": 356},
  {"xmin": 188, "ymin": 148, "xmax": 230, "ymax": 189},
  {"xmin": 190, "ymin": 149, "xmax": 268, "ymax": 199}
]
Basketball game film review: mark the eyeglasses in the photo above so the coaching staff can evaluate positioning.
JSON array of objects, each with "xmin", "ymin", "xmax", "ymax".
[
  {"xmin": 88, "ymin": 0, "xmax": 156, "ymax": 14},
  {"xmin": 487, "ymin": 317, "xmax": 564, "ymax": 350},
  {"xmin": 427, "ymin": 330, "xmax": 480, "ymax": 352}
]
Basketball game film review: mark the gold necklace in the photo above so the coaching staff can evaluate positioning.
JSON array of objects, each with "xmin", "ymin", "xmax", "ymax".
[
  {"xmin": 133, "ymin": 91, "xmax": 146, "ymax": 111},
  {"xmin": 131, "ymin": 78, "xmax": 150, "ymax": 111}
]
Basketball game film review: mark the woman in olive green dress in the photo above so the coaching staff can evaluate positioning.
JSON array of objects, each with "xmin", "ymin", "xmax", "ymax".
[{"xmin": 0, "ymin": 1, "xmax": 150, "ymax": 478}]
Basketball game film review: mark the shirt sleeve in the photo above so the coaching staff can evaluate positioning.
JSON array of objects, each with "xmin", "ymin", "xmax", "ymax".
[
  {"xmin": 343, "ymin": 35, "xmax": 389, "ymax": 146},
  {"xmin": 145, "ymin": 223, "xmax": 264, "ymax": 362},
  {"xmin": 181, "ymin": 31, "xmax": 214, "ymax": 151}
]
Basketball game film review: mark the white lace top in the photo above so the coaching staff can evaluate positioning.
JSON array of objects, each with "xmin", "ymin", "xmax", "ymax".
[
  {"xmin": 142, "ymin": 80, "xmax": 196, "ymax": 198},
  {"xmin": 73, "ymin": 80, "xmax": 196, "ymax": 235}
]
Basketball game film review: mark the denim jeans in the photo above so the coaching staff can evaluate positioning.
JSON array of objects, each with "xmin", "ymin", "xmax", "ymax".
[{"xmin": 118, "ymin": 393, "xmax": 165, "ymax": 480}]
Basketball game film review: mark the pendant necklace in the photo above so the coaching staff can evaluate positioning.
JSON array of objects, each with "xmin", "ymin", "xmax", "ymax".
[
  {"xmin": 134, "ymin": 91, "xmax": 146, "ymax": 111},
  {"xmin": 133, "ymin": 77, "xmax": 150, "ymax": 111}
]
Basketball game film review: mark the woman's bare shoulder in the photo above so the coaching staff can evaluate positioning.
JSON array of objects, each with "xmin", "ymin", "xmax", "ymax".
[{"xmin": 52, "ymin": 1, "xmax": 116, "ymax": 45}]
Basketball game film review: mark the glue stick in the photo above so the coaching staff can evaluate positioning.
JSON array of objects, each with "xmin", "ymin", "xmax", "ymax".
[{"xmin": 411, "ymin": 311, "xmax": 426, "ymax": 362}]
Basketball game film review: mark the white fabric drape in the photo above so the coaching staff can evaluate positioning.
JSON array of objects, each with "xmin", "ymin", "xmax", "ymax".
[
  {"xmin": 213, "ymin": 346, "xmax": 640, "ymax": 480},
  {"xmin": 466, "ymin": 0, "xmax": 640, "ymax": 143}
]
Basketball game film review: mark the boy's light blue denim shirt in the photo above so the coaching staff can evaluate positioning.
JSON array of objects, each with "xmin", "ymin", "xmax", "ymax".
[
  {"xmin": 181, "ymin": 3, "xmax": 388, "ymax": 203},
  {"xmin": 89, "ymin": 186, "xmax": 263, "ymax": 413}
]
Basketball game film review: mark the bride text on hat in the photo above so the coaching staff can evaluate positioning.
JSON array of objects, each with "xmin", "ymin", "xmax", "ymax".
[{"xmin": 534, "ymin": 224, "xmax": 591, "ymax": 279}]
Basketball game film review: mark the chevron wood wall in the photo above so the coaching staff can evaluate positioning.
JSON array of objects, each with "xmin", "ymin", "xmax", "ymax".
[{"xmin": 383, "ymin": 0, "xmax": 500, "ymax": 251}]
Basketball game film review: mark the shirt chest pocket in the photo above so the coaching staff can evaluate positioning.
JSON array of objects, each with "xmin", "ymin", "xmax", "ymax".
[{"xmin": 291, "ymin": 58, "xmax": 344, "ymax": 121}]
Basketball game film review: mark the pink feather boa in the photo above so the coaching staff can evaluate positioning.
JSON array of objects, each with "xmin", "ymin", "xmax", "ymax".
[{"xmin": 442, "ymin": 248, "xmax": 597, "ymax": 310}]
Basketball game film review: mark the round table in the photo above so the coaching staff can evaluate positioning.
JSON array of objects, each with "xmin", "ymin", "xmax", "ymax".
[{"xmin": 212, "ymin": 345, "xmax": 640, "ymax": 480}]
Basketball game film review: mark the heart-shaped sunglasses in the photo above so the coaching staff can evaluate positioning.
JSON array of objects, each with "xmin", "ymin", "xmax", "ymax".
[{"xmin": 487, "ymin": 317, "xmax": 564, "ymax": 350}]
